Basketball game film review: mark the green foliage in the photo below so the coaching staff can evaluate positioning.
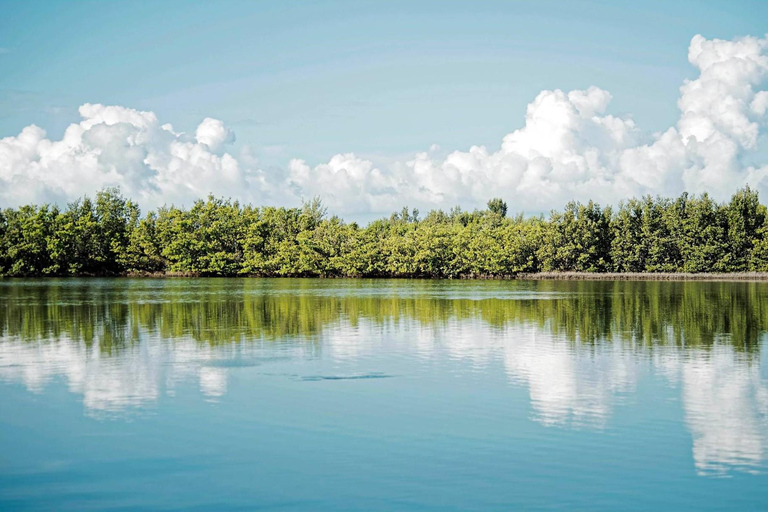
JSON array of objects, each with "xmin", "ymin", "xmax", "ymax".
[
  {"xmin": 487, "ymin": 198, "xmax": 508, "ymax": 218},
  {"xmin": 120, "ymin": 211, "xmax": 165, "ymax": 273},
  {"xmin": 2, "ymin": 204, "xmax": 58, "ymax": 276},
  {"xmin": 538, "ymin": 201, "xmax": 612, "ymax": 272},
  {"xmin": 726, "ymin": 186, "xmax": 766, "ymax": 271},
  {"xmin": 611, "ymin": 196, "xmax": 680, "ymax": 272},
  {"xmin": 2, "ymin": 188, "xmax": 768, "ymax": 277}
]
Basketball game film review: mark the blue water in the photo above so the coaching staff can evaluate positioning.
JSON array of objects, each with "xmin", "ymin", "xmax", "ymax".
[{"xmin": 0, "ymin": 278, "xmax": 767, "ymax": 511}]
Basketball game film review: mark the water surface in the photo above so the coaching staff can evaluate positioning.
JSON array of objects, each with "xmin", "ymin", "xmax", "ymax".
[{"xmin": 1, "ymin": 278, "xmax": 767, "ymax": 511}]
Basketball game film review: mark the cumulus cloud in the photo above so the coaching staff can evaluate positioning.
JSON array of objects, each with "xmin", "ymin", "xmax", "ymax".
[
  {"xmin": 195, "ymin": 117, "xmax": 235, "ymax": 153},
  {"xmin": 1, "ymin": 34, "xmax": 768, "ymax": 214},
  {"xmin": 0, "ymin": 103, "xmax": 259, "ymax": 209}
]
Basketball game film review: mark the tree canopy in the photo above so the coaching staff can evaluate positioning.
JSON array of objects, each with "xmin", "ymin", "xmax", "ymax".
[{"xmin": 2, "ymin": 187, "xmax": 768, "ymax": 277}]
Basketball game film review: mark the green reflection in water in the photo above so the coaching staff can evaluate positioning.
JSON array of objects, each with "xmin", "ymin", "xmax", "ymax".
[{"xmin": 1, "ymin": 279, "xmax": 766, "ymax": 356}]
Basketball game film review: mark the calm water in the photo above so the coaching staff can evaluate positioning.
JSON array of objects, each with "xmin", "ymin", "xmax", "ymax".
[{"xmin": 1, "ymin": 279, "xmax": 767, "ymax": 511}]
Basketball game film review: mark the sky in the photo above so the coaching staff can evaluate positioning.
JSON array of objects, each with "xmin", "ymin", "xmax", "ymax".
[{"xmin": 1, "ymin": 0, "xmax": 768, "ymax": 220}]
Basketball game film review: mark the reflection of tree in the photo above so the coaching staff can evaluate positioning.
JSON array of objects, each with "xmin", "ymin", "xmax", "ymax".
[
  {"xmin": 1, "ymin": 280, "xmax": 767, "ymax": 352},
  {"xmin": 1, "ymin": 279, "xmax": 768, "ymax": 473}
]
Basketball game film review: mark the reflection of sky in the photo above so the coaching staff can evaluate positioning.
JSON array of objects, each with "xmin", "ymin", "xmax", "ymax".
[
  {"xmin": 1, "ymin": 320, "xmax": 767, "ymax": 476},
  {"xmin": 0, "ymin": 334, "xmax": 311, "ymax": 414},
  {"xmin": 502, "ymin": 327, "xmax": 637, "ymax": 429},
  {"xmin": 409, "ymin": 320, "xmax": 638, "ymax": 428},
  {"xmin": 657, "ymin": 345, "xmax": 768, "ymax": 475}
]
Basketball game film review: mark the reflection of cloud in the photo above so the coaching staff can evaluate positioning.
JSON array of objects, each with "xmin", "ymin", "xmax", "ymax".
[
  {"xmin": 0, "ymin": 337, "xmax": 162, "ymax": 415},
  {"xmin": 0, "ymin": 338, "xmax": 88, "ymax": 393},
  {"xmin": 199, "ymin": 366, "xmax": 227, "ymax": 398},
  {"xmin": 0, "ymin": 335, "xmax": 268, "ymax": 415},
  {"xmin": 653, "ymin": 344, "xmax": 768, "ymax": 475},
  {"xmin": 423, "ymin": 319, "xmax": 498, "ymax": 368},
  {"xmin": 413, "ymin": 320, "xmax": 638, "ymax": 428},
  {"xmin": 500, "ymin": 331, "xmax": 768, "ymax": 474},
  {"xmin": 322, "ymin": 322, "xmax": 369, "ymax": 361},
  {"xmin": 502, "ymin": 328, "xmax": 637, "ymax": 428},
  {"xmin": 428, "ymin": 325, "xmax": 637, "ymax": 427},
  {"xmin": 1, "ymin": 317, "xmax": 767, "ymax": 477},
  {"xmin": 80, "ymin": 343, "xmax": 161, "ymax": 413},
  {"xmin": 430, "ymin": 321, "xmax": 768, "ymax": 473},
  {"xmin": 678, "ymin": 346, "xmax": 768, "ymax": 475}
]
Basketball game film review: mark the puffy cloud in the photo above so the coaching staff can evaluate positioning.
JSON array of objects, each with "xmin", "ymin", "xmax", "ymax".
[
  {"xmin": 287, "ymin": 153, "xmax": 400, "ymax": 213},
  {"xmin": 753, "ymin": 91, "xmax": 768, "ymax": 116},
  {"xmin": 288, "ymin": 34, "xmax": 768, "ymax": 213},
  {"xmin": 195, "ymin": 117, "xmax": 235, "ymax": 153},
  {"xmin": 1, "ymin": 34, "xmax": 768, "ymax": 214},
  {"xmin": 0, "ymin": 104, "xmax": 252, "ymax": 209}
]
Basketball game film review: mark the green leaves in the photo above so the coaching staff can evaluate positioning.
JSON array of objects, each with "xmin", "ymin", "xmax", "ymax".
[
  {"xmin": 539, "ymin": 201, "xmax": 611, "ymax": 272},
  {"xmin": 2, "ymin": 189, "xmax": 768, "ymax": 278},
  {"xmin": 487, "ymin": 198, "xmax": 508, "ymax": 218},
  {"xmin": 1, "ymin": 204, "xmax": 57, "ymax": 276}
]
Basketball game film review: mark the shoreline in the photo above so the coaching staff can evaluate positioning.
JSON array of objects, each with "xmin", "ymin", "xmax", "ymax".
[
  {"xmin": 6, "ymin": 272, "xmax": 768, "ymax": 282},
  {"xmin": 512, "ymin": 272, "xmax": 768, "ymax": 282},
  {"xmin": 132, "ymin": 271, "xmax": 768, "ymax": 281}
]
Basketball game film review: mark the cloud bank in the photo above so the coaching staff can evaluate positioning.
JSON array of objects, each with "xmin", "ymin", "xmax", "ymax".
[{"xmin": 2, "ymin": 34, "xmax": 768, "ymax": 214}]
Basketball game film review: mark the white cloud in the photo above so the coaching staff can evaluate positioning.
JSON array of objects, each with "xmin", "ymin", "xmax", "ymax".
[
  {"xmin": 195, "ymin": 117, "xmax": 235, "ymax": 153},
  {"xmin": 0, "ymin": 103, "xmax": 259, "ymax": 209},
  {"xmin": 1, "ymin": 34, "xmax": 768, "ymax": 214}
]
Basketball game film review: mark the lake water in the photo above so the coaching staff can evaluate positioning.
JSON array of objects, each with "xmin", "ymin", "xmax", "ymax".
[{"xmin": 1, "ymin": 278, "xmax": 767, "ymax": 511}]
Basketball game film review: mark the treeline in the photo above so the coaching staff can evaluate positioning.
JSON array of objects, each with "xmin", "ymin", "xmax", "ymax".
[{"xmin": 2, "ymin": 187, "xmax": 768, "ymax": 277}]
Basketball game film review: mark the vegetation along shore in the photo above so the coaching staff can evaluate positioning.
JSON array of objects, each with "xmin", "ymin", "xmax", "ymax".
[{"xmin": 2, "ymin": 187, "xmax": 768, "ymax": 278}]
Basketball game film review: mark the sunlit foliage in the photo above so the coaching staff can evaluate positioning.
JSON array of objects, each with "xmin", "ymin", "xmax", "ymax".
[{"xmin": 1, "ymin": 187, "xmax": 767, "ymax": 277}]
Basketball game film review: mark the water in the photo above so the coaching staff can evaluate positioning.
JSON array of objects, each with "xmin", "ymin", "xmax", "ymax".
[{"xmin": 1, "ymin": 278, "xmax": 767, "ymax": 511}]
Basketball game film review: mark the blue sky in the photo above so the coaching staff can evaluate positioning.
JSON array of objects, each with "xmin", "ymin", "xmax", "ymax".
[{"xmin": 1, "ymin": 0, "xmax": 768, "ymax": 217}]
